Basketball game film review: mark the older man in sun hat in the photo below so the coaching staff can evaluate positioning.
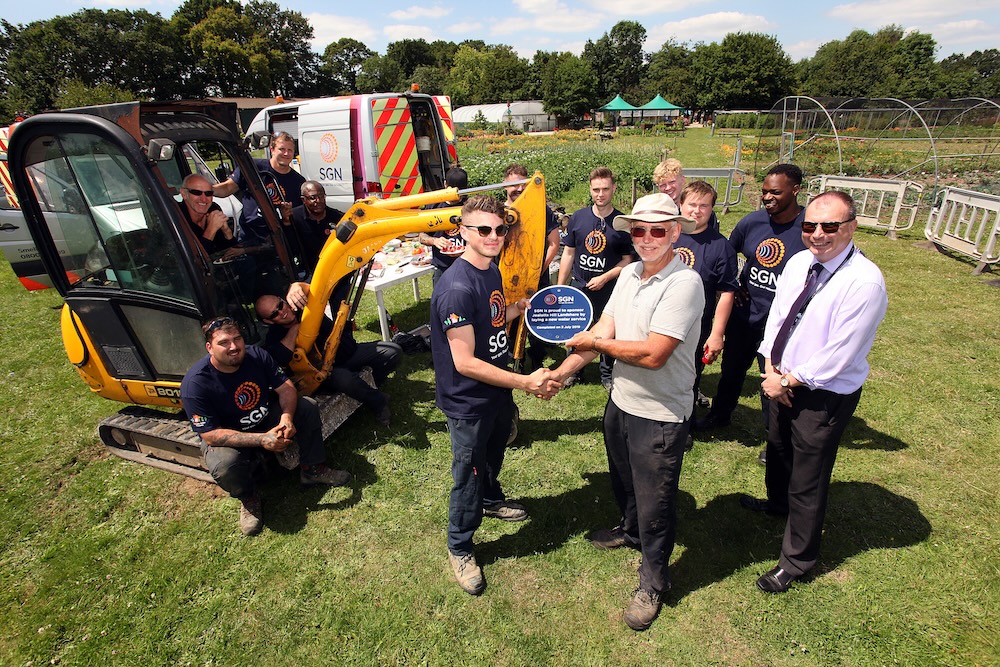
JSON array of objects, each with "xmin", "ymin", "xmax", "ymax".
[{"xmin": 551, "ymin": 192, "xmax": 704, "ymax": 631}]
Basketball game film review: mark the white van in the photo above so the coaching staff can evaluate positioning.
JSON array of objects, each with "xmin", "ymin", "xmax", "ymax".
[{"xmin": 244, "ymin": 91, "xmax": 458, "ymax": 211}]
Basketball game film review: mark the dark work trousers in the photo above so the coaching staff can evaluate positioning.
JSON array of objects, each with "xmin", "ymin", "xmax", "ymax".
[
  {"xmin": 603, "ymin": 399, "xmax": 687, "ymax": 595},
  {"xmin": 446, "ymin": 394, "xmax": 515, "ymax": 556},
  {"xmin": 711, "ymin": 315, "xmax": 768, "ymax": 429},
  {"xmin": 765, "ymin": 385, "xmax": 862, "ymax": 576},
  {"xmin": 321, "ymin": 340, "xmax": 402, "ymax": 410},
  {"xmin": 201, "ymin": 395, "xmax": 326, "ymax": 499},
  {"xmin": 571, "ymin": 277, "xmax": 615, "ymax": 382}
]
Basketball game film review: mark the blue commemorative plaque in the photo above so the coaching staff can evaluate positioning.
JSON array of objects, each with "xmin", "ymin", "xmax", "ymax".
[{"xmin": 525, "ymin": 285, "xmax": 593, "ymax": 344}]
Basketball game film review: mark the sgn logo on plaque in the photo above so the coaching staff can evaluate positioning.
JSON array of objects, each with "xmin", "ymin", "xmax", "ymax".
[{"xmin": 525, "ymin": 285, "xmax": 593, "ymax": 344}]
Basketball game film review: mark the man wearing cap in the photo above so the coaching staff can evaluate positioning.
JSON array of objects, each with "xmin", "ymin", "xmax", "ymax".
[
  {"xmin": 743, "ymin": 191, "xmax": 887, "ymax": 593},
  {"xmin": 551, "ymin": 193, "xmax": 704, "ymax": 631}
]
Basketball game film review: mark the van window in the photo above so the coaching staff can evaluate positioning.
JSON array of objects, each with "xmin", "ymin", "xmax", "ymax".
[{"xmin": 19, "ymin": 132, "xmax": 195, "ymax": 302}]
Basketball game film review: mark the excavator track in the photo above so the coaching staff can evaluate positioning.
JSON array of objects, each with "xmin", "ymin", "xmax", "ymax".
[{"xmin": 97, "ymin": 370, "xmax": 372, "ymax": 484}]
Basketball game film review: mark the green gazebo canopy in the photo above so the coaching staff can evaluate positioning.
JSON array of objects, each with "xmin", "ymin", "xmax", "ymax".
[
  {"xmin": 639, "ymin": 94, "xmax": 683, "ymax": 110},
  {"xmin": 598, "ymin": 94, "xmax": 639, "ymax": 111}
]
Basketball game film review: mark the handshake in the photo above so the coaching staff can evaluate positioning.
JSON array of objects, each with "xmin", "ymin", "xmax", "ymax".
[{"xmin": 523, "ymin": 368, "xmax": 563, "ymax": 400}]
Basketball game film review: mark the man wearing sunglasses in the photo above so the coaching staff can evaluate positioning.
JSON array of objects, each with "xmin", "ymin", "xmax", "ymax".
[
  {"xmin": 181, "ymin": 317, "xmax": 353, "ymax": 536},
  {"xmin": 557, "ymin": 167, "xmax": 634, "ymax": 390},
  {"xmin": 179, "ymin": 174, "xmax": 240, "ymax": 258},
  {"xmin": 743, "ymin": 191, "xmax": 887, "ymax": 594},
  {"xmin": 254, "ymin": 281, "xmax": 400, "ymax": 427},
  {"xmin": 695, "ymin": 164, "xmax": 807, "ymax": 435},
  {"xmin": 551, "ymin": 193, "xmax": 704, "ymax": 631},
  {"xmin": 430, "ymin": 195, "xmax": 561, "ymax": 596}
]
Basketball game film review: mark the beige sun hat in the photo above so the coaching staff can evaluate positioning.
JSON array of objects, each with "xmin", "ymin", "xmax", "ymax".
[{"xmin": 612, "ymin": 192, "xmax": 696, "ymax": 234}]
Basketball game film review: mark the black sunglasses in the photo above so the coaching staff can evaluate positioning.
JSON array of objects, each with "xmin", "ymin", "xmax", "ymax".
[
  {"xmin": 185, "ymin": 187, "xmax": 213, "ymax": 197},
  {"xmin": 204, "ymin": 316, "xmax": 237, "ymax": 340},
  {"xmin": 630, "ymin": 226, "xmax": 670, "ymax": 239},
  {"xmin": 267, "ymin": 300, "xmax": 287, "ymax": 320},
  {"xmin": 802, "ymin": 219, "xmax": 854, "ymax": 234},
  {"xmin": 463, "ymin": 224, "xmax": 511, "ymax": 237}
]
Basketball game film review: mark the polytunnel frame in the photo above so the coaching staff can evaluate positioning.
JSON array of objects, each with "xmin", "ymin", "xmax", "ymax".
[{"xmin": 750, "ymin": 96, "xmax": 1000, "ymax": 192}]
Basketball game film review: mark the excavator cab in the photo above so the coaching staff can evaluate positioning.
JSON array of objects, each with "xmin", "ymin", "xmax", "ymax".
[{"xmin": 8, "ymin": 102, "xmax": 296, "ymax": 411}]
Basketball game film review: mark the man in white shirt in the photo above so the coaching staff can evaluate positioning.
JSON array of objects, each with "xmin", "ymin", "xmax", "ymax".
[{"xmin": 744, "ymin": 191, "xmax": 888, "ymax": 593}]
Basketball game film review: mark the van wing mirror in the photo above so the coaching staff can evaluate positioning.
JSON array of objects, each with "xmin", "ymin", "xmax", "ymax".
[
  {"xmin": 145, "ymin": 138, "xmax": 176, "ymax": 162},
  {"xmin": 243, "ymin": 131, "xmax": 271, "ymax": 151}
]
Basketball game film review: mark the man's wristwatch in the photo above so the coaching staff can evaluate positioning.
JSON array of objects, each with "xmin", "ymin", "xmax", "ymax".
[{"xmin": 779, "ymin": 374, "xmax": 791, "ymax": 388}]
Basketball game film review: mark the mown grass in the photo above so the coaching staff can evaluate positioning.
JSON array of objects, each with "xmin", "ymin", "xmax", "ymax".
[{"xmin": 0, "ymin": 128, "xmax": 997, "ymax": 665}]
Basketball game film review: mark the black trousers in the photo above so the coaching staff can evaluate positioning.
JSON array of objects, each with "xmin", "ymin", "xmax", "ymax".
[
  {"xmin": 603, "ymin": 400, "xmax": 687, "ymax": 594},
  {"xmin": 765, "ymin": 385, "xmax": 862, "ymax": 576},
  {"xmin": 711, "ymin": 316, "xmax": 767, "ymax": 427}
]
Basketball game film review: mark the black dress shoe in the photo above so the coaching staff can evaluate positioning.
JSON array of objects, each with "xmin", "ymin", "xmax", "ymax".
[
  {"xmin": 739, "ymin": 494, "xmax": 787, "ymax": 516},
  {"xmin": 692, "ymin": 412, "xmax": 730, "ymax": 431},
  {"xmin": 756, "ymin": 565, "xmax": 796, "ymax": 593}
]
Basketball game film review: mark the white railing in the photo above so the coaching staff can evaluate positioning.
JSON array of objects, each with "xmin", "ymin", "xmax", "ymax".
[
  {"xmin": 925, "ymin": 186, "xmax": 1000, "ymax": 275},
  {"xmin": 808, "ymin": 175, "xmax": 924, "ymax": 240}
]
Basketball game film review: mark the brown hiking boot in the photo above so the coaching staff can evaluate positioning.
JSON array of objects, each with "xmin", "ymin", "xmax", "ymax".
[
  {"xmin": 239, "ymin": 493, "xmax": 263, "ymax": 537},
  {"xmin": 448, "ymin": 551, "xmax": 485, "ymax": 595},
  {"xmin": 624, "ymin": 588, "xmax": 662, "ymax": 631},
  {"xmin": 300, "ymin": 464, "xmax": 353, "ymax": 487},
  {"xmin": 483, "ymin": 500, "xmax": 528, "ymax": 522}
]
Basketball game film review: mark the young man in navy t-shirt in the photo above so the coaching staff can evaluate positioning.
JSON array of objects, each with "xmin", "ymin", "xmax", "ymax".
[
  {"xmin": 675, "ymin": 181, "xmax": 739, "ymax": 422},
  {"xmin": 214, "ymin": 132, "xmax": 306, "ymax": 246},
  {"xmin": 430, "ymin": 195, "xmax": 560, "ymax": 595},
  {"xmin": 695, "ymin": 164, "xmax": 807, "ymax": 432},
  {"xmin": 557, "ymin": 167, "xmax": 634, "ymax": 388},
  {"xmin": 181, "ymin": 317, "xmax": 351, "ymax": 536}
]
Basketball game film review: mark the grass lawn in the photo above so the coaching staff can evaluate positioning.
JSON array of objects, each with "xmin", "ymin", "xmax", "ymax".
[{"xmin": 0, "ymin": 129, "xmax": 997, "ymax": 665}]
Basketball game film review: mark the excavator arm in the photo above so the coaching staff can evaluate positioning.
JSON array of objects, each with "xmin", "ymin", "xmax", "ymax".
[{"xmin": 290, "ymin": 171, "xmax": 548, "ymax": 395}]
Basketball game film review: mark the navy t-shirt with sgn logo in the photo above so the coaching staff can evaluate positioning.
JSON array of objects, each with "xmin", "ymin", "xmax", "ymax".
[
  {"xmin": 430, "ymin": 257, "xmax": 512, "ymax": 419},
  {"xmin": 563, "ymin": 206, "xmax": 631, "ymax": 289},
  {"xmin": 728, "ymin": 207, "xmax": 807, "ymax": 327},
  {"xmin": 181, "ymin": 345, "xmax": 288, "ymax": 434}
]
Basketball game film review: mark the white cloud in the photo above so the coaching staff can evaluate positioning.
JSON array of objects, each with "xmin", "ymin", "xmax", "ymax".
[
  {"xmin": 579, "ymin": 0, "xmax": 709, "ymax": 16},
  {"xmin": 490, "ymin": 7, "xmax": 602, "ymax": 36},
  {"xmin": 786, "ymin": 39, "xmax": 824, "ymax": 61},
  {"xmin": 307, "ymin": 14, "xmax": 377, "ymax": 51},
  {"xmin": 932, "ymin": 19, "xmax": 995, "ymax": 51},
  {"xmin": 646, "ymin": 12, "xmax": 775, "ymax": 48},
  {"xmin": 383, "ymin": 24, "xmax": 435, "ymax": 42},
  {"xmin": 827, "ymin": 0, "xmax": 995, "ymax": 24},
  {"xmin": 387, "ymin": 5, "xmax": 451, "ymax": 21},
  {"xmin": 447, "ymin": 21, "xmax": 484, "ymax": 35}
]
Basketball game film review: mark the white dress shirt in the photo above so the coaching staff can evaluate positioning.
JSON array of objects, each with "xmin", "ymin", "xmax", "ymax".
[{"xmin": 759, "ymin": 243, "xmax": 888, "ymax": 394}]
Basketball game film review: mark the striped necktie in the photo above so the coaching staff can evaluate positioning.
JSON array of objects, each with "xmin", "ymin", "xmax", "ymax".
[{"xmin": 770, "ymin": 263, "xmax": 823, "ymax": 369}]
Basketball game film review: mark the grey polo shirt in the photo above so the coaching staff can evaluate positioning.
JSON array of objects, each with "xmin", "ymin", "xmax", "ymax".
[{"xmin": 604, "ymin": 255, "xmax": 704, "ymax": 423}]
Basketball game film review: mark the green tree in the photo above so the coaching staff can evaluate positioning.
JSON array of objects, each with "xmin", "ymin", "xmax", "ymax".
[
  {"xmin": 642, "ymin": 40, "xmax": 695, "ymax": 109},
  {"xmin": 5, "ymin": 10, "xmax": 185, "ymax": 113},
  {"xmin": 538, "ymin": 52, "xmax": 597, "ymax": 125},
  {"xmin": 583, "ymin": 20, "xmax": 647, "ymax": 102},
  {"xmin": 242, "ymin": 0, "xmax": 316, "ymax": 96},
  {"xmin": 799, "ymin": 26, "xmax": 944, "ymax": 99},
  {"xmin": 320, "ymin": 37, "xmax": 374, "ymax": 95},
  {"xmin": 691, "ymin": 33, "xmax": 796, "ymax": 111},
  {"xmin": 54, "ymin": 79, "xmax": 135, "ymax": 108},
  {"xmin": 357, "ymin": 54, "xmax": 405, "ymax": 93},
  {"xmin": 446, "ymin": 44, "xmax": 528, "ymax": 105},
  {"xmin": 939, "ymin": 49, "xmax": 1000, "ymax": 98},
  {"xmin": 411, "ymin": 65, "xmax": 447, "ymax": 95},
  {"xmin": 386, "ymin": 39, "xmax": 436, "ymax": 79},
  {"xmin": 428, "ymin": 40, "xmax": 460, "ymax": 70}
]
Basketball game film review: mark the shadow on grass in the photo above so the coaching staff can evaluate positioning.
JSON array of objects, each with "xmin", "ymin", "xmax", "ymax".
[
  {"xmin": 694, "ymin": 401, "xmax": 909, "ymax": 452},
  {"xmin": 669, "ymin": 481, "xmax": 931, "ymax": 603},
  {"xmin": 258, "ymin": 447, "xmax": 377, "ymax": 535},
  {"xmin": 476, "ymin": 471, "xmax": 613, "ymax": 565}
]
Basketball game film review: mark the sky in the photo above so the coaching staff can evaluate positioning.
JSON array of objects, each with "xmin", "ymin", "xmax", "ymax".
[{"xmin": 6, "ymin": 0, "xmax": 997, "ymax": 62}]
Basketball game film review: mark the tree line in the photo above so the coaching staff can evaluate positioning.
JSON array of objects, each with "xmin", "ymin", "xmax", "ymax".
[{"xmin": 1, "ymin": 2, "xmax": 997, "ymax": 125}]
